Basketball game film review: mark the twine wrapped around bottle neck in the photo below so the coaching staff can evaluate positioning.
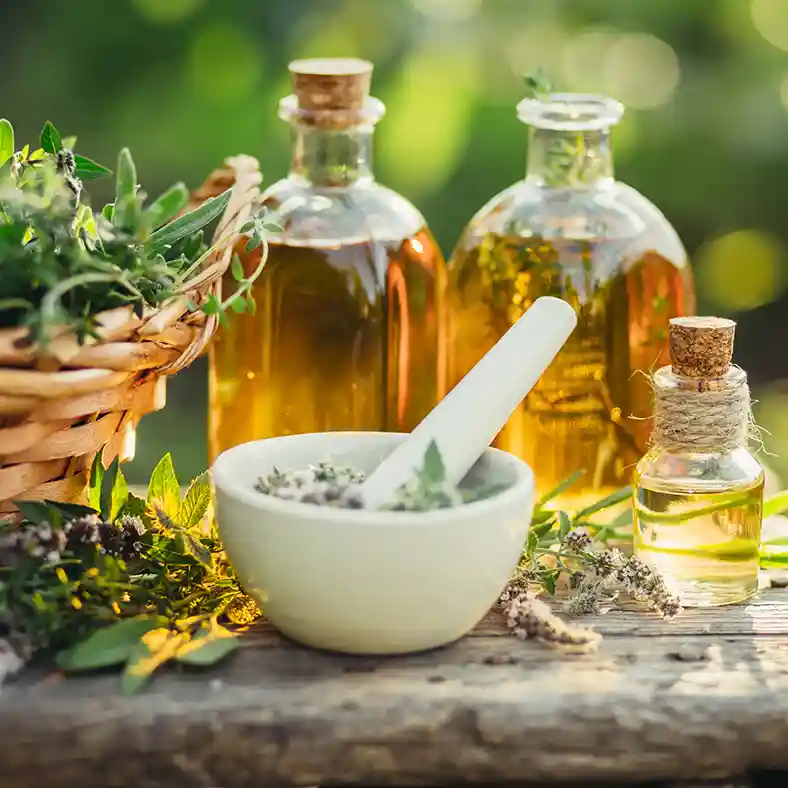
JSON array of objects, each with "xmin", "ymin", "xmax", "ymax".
[
  {"xmin": 651, "ymin": 367, "xmax": 755, "ymax": 453},
  {"xmin": 651, "ymin": 316, "xmax": 759, "ymax": 454}
]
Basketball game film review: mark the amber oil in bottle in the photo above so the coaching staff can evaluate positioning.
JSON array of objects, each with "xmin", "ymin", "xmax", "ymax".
[
  {"xmin": 633, "ymin": 317, "xmax": 764, "ymax": 607},
  {"xmin": 209, "ymin": 59, "xmax": 446, "ymax": 459},
  {"xmin": 447, "ymin": 94, "xmax": 695, "ymax": 509}
]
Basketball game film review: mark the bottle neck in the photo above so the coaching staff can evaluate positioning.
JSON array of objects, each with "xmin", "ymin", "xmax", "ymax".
[
  {"xmin": 525, "ymin": 127, "xmax": 614, "ymax": 188},
  {"xmin": 289, "ymin": 125, "xmax": 374, "ymax": 187}
]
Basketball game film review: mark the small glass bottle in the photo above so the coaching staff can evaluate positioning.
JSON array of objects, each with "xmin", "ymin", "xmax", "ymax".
[
  {"xmin": 446, "ymin": 92, "xmax": 695, "ymax": 508},
  {"xmin": 209, "ymin": 58, "xmax": 446, "ymax": 459},
  {"xmin": 634, "ymin": 317, "xmax": 764, "ymax": 607}
]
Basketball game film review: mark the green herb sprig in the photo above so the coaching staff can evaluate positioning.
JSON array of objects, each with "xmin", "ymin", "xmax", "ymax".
[
  {"xmin": 0, "ymin": 119, "xmax": 265, "ymax": 344},
  {"xmin": 0, "ymin": 454, "xmax": 257, "ymax": 693}
]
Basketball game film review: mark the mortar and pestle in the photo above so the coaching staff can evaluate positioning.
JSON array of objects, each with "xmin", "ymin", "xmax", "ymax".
[{"xmin": 212, "ymin": 297, "xmax": 577, "ymax": 654}]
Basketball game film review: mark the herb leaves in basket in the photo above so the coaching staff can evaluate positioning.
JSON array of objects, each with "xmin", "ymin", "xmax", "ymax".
[{"xmin": 0, "ymin": 119, "xmax": 266, "ymax": 345}]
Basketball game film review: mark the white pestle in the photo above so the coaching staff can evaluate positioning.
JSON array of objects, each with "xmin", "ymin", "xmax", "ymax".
[{"xmin": 360, "ymin": 296, "xmax": 578, "ymax": 509}]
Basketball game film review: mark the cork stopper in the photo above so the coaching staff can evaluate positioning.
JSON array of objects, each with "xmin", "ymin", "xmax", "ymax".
[
  {"xmin": 669, "ymin": 316, "xmax": 736, "ymax": 379},
  {"xmin": 289, "ymin": 58, "xmax": 373, "ymax": 112}
]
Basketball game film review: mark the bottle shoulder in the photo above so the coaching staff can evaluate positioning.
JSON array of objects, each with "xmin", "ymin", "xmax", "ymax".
[
  {"xmin": 261, "ymin": 176, "xmax": 429, "ymax": 245},
  {"xmin": 635, "ymin": 446, "xmax": 764, "ymax": 494},
  {"xmin": 451, "ymin": 178, "xmax": 688, "ymax": 268}
]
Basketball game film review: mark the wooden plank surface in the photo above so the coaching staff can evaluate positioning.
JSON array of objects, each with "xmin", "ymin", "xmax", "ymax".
[{"xmin": 1, "ymin": 588, "xmax": 788, "ymax": 788}]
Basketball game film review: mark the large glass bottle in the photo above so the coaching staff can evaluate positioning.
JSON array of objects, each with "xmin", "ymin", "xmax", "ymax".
[
  {"xmin": 209, "ymin": 59, "xmax": 446, "ymax": 460},
  {"xmin": 446, "ymin": 93, "xmax": 695, "ymax": 508}
]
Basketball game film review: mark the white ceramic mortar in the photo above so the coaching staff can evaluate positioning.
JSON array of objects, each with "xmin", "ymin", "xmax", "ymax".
[{"xmin": 212, "ymin": 431, "xmax": 534, "ymax": 655}]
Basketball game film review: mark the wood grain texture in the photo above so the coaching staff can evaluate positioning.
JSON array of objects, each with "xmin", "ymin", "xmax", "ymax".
[{"xmin": 1, "ymin": 588, "xmax": 787, "ymax": 788}]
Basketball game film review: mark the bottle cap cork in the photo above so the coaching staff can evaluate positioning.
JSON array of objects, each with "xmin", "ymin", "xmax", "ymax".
[
  {"xmin": 669, "ymin": 316, "xmax": 736, "ymax": 379},
  {"xmin": 289, "ymin": 58, "xmax": 373, "ymax": 112}
]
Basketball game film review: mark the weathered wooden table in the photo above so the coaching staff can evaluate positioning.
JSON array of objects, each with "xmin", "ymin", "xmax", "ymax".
[{"xmin": 2, "ymin": 586, "xmax": 788, "ymax": 788}]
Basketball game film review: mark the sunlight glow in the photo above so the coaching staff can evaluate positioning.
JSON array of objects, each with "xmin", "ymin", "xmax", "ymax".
[
  {"xmin": 695, "ymin": 229, "xmax": 787, "ymax": 312},
  {"xmin": 751, "ymin": 0, "xmax": 788, "ymax": 51},
  {"xmin": 190, "ymin": 24, "xmax": 262, "ymax": 105},
  {"xmin": 605, "ymin": 34, "xmax": 681, "ymax": 109}
]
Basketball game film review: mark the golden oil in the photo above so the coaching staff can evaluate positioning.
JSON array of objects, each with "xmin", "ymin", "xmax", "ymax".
[
  {"xmin": 446, "ymin": 92, "xmax": 694, "ymax": 508},
  {"xmin": 210, "ymin": 229, "xmax": 445, "ymax": 457},
  {"xmin": 634, "ymin": 475, "xmax": 763, "ymax": 606}
]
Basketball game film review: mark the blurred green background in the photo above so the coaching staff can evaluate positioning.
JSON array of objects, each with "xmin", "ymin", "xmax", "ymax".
[{"xmin": 3, "ymin": 0, "xmax": 788, "ymax": 484}]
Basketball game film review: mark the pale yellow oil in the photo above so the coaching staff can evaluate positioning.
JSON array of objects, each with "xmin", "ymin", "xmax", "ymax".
[{"xmin": 634, "ymin": 476, "xmax": 764, "ymax": 606}]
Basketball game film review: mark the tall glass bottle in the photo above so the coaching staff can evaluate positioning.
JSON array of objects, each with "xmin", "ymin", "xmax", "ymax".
[
  {"xmin": 446, "ymin": 93, "xmax": 695, "ymax": 508},
  {"xmin": 209, "ymin": 59, "xmax": 446, "ymax": 459}
]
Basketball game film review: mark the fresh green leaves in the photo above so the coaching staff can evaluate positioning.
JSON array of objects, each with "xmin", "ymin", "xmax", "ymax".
[
  {"xmin": 145, "ymin": 189, "xmax": 231, "ymax": 256},
  {"xmin": 73, "ymin": 154, "xmax": 112, "ymax": 181},
  {"xmin": 523, "ymin": 68, "xmax": 552, "ymax": 101},
  {"xmin": 0, "ymin": 121, "xmax": 262, "ymax": 345},
  {"xmin": 0, "ymin": 119, "xmax": 14, "ymax": 167},
  {"xmin": 40, "ymin": 121, "xmax": 63, "ymax": 155},
  {"xmin": 57, "ymin": 616, "xmax": 167, "ymax": 672},
  {"xmin": 147, "ymin": 452, "xmax": 181, "ymax": 517},
  {"xmin": 3, "ymin": 451, "xmax": 251, "ymax": 693},
  {"xmin": 145, "ymin": 182, "xmax": 189, "ymax": 229}
]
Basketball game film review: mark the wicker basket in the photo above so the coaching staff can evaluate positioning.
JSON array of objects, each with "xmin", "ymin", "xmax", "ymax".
[{"xmin": 0, "ymin": 155, "xmax": 262, "ymax": 516}]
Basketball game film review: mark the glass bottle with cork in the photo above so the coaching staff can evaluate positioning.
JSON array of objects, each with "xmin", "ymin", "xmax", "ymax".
[
  {"xmin": 209, "ymin": 58, "xmax": 446, "ymax": 459},
  {"xmin": 445, "ymin": 91, "xmax": 695, "ymax": 508},
  {"xmin": 634, "ymin": 316, "xmax": 764, "ymax": 607}
]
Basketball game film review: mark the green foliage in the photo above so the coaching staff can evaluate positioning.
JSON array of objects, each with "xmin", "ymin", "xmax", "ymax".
[
  {"xmin": 0, "ymin": 453, "xmax": 254, "ymax": 693},
  {"xmin": 0, "ymin": 119, "xmax": 265, "ymax": 345}
]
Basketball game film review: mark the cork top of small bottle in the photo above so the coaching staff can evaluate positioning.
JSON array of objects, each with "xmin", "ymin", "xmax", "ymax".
[
  {"xmin": 669, "ymin": 316, "xmax": 736, "ymax": 379},
  {"xmin": 282, "ymin": 58, "xmax": 381, "ymax": 129}
]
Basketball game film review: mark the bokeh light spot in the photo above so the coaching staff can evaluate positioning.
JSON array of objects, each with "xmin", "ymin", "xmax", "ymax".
[
  {"xmin": 562, "ymin": 28, "xmax": 620, "ymax": 94},
  {"xmin": 378, "ymin": 50, "xmax": 477, "ymax": 198},
  {"xmin": 133, "ymin": 0, "xmax": 204, "ymax": 25},
  {"xmin": 411, "ymin": 0, "xmax": 481, "ymax": 22},
  {"xmin": 508, "ymin": 22, "xmax": 568, "ymax": 80},
  {"xmin": 751, "ymin": 0, "xmax": 788, "ymax": 50},
  {"xmin": 695, "ymin": 229, "xmax": 788, "ymax": 312},
  {"xmin": 189, "ymin": 24, "xmax": 262, "ymax": 105},
  {"xmin": 604, "ymin": 34, "xmax": 681, "ymax": 109}
]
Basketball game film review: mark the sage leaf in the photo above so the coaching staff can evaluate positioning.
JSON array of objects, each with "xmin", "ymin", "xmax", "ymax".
[
  {"xmin": 557, "ymin": 510, "xmax": 572, "ymax": 539},
  {"xmin": 40, "ymin": 121, "xmax": 63, "ymax": 155},
  {"xmin": 122, "ymin": 627, "xmax": 187, "ymax": 694},
  {"xmin": 144, "ymin": 189, "xmax": 231, "ymax": 256},
  {"xmin": 535, "ymin": 469, "xmax": 585, "ymax": 509},
  {"xmin": 0, "ymin": 119, "xmax": 13, "ymax": 167},
  {"xmin": 421, "ymin": 440, "xmax": 446, "ymax": 485},
  {"xmin": 74, "ymin": 154, "xmax": 112, "ymax": 180},
  {"xmin": 575, "ymin": 486, "xmax": 633, "ymax": 519},
  {"xmin": 173, "ymin": 529, "xmax": 212, "ymax": 568},
  {"xmin": 12, "ymin": 500, "xmax": 53, "ymax": 525},
  {"xmin": 115, "ymin": 147, "xmax": 137, "ymax": 206},
  {"xmin": 178, "ymin": 472, "xmax": 212, "ymax": 529},
  {"xmin": 100, "ymin": 457, "xmax": 128, "ymax": 522},
  {"xmin": 146, "ymin": 182, "xmax": 189, "ymax": 230},
  {"xmin": 231, "ymin": 253, "xmax": 244, "ymax": 281},
  {"xmin": 62, "ymin": 135, "xmax": 77, "ymax": 149},
  {"xmin": 176, "ymin": 619, "xmax": 239, "ymax": 666},
  {"xmin": 89, "ymin": 452, "xmax": 104, "ymax": 512},
  {"xmin": 57, "ymin": 616, "xmax": 167, "ymax": 672},
  {"xmin": 147, "ymin": 452, "xmax": 181, "ymax": 519}
]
